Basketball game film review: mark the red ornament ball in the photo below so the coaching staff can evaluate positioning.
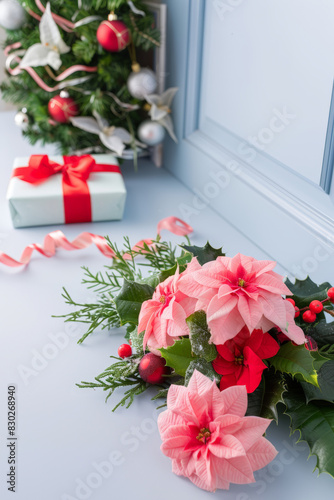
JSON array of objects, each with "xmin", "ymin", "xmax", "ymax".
[
  {"xmin": 294, "ymin": 306, "xmax": 300, "ymax": 318},
  {"xmin": 309, "ymin": 300, "xmax": 323, "ymax": 314},
  {"xmin": 327, "ymin": 287, "xmax": 334, "ymax": 302},
  {"xmin": 97, "ymin": 20, "xmax": 130, "ymax": 52},
  {"xmin": 286, "ymin": 298, "xmax": 295, "ymax": 307},
  {"xmin": 48, "ymin": 94, "xmax": 78, "ymax": 123},
  {"xmin": 118, "ymin": 344, "xmax": 132, "ymax": 359},
  {"xmin": 302, "ymin": 310, "xmax": 317, "ymax": 323},
  {"xmin": 139, "ymin": 353, "xmax": 171, "ymax": 385}
]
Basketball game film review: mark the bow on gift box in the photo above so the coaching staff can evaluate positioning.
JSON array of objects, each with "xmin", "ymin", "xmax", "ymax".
[{"xmin": 12, "ymin": 154, "xmax": 121, "ymax": 224}]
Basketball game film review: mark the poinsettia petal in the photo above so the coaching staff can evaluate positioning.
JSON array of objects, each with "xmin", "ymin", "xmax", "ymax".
[
  {"xmin": 213, "ymin": 358, "xmax": 236, "ymax": 376},
  {"xmin": 244, "ymin": 329, "xmax": 264, "ymax": 353},
  {"xmin": 246, "ymin": 436, "xmax": 278, "ymax": 470},
  {"xmin": 219, "ymin": 373, "xmax": 238, "ymax": 389},
  {"xmin": 258, "ymin": 294, "xmax": 287, "ymax": 331},
  {"xmin": 231, "ymin": 416, "xmax": 272, "ymax": 451},
  {"xmin": 216, "ymin": 344, "xmax": 235, "ymax": 362},
  {"xmin": 255, "ymin": 272, "xmax": 291, "ymax": 295},
  {"xmin": 167, "ymin": 383, "xmax": 209, "ymax": 426},
  {"xmin": 187, "ymin": 369, "xmax": 215, "ymax": 397},
  {"xmin": 284, "ymin": 301, "xmax": 306, "ymax": 344},
  {"xmin": 209, "ymin": 434, "xmax": 246, "ymax": 459},
  {"xmin": 218, "ymin": 384, "xmax": 248, "ymax": 418},
  {"xmin": 252, "ymin": 331, "xmax": 280, "ymax": 359},
  {"xmin": 192, "ymin": 454, "xmax": 216, "ymax": 492},
  {"xmin": 239, "ymin": 347, "xmax": 267, "ymax": 393},
  {"xmin": 252, "ymin": 259, "xmax": 277, "ymax": 276},
  {"xmin": 208, "ymin": 297, "xmax": 245, "ymax": 344},
  {"xmin": 161, "ymin": 424, "xmax": 197, "ymax": 459},
  {"xmin": 237, "ymin": 294, "xmax": 263, "ymax": 332},
  {"xmin": 212, "ymin": 454, "xmax": 255, "ymax": 484},
  {"xmin": 158, "ymin": 409, "xmax": 184, "ymax": 437}
]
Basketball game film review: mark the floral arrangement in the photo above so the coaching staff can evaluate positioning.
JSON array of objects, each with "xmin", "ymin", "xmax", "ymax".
[{"xmin": 61, "ymin": 231, "xmax": 334, "ymax": 492}]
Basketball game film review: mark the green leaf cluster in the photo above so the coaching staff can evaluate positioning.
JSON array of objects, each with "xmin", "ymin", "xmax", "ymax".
[{"xmin": 159, "ymin": 311, "xmax": 218, "ymax": 383}]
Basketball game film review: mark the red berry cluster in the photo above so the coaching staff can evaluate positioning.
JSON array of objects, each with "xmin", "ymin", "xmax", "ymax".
[{"xmin": 287, "ymin": 286, "xmax": 334, "ymax": 324}]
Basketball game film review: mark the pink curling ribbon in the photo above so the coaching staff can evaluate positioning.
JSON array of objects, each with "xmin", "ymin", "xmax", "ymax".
[
  {"xmin": 0, "ymin": 217, "xmax": 193, "ymax": 269},
  {"xmin": 5, "ymin": 42, "xmax": 97, "ymax": 93}
]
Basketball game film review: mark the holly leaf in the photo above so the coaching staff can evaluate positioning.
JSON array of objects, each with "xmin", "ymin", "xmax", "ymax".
[
  {"xmin": 301, "ymin": 360, "xmax": 334, "ymax": 404},
  {"xmin": 284, "ymin": 380, "xmax": 334, "ymax": 478},
  {"xmin": 285, "ymin": 276, "xmax": 331, "ymax": 310},
  {"xmin": 246, "ymin": 371, "xmax": 286, "ymax": 422},
  {"xmin": 306, "ymin": 320, "xmax": 334, "ymax": 348},
  {"xmin": 159, "ymin": 338, "xmax": 196, "ymax": 377},
  {"xmin": 125, "ymin": 324, "xmax": 136, "ymax": 341},
  {"xmin": 269, "ymin": 342, "xmax": 319, "ymax": 387},
  {"xmin": 185, "ymin": 358, "xmax": 220, "ymax": 386},
  {"xmin": 139, "ymin": 274, "xmax": 160, "ymax": 289},
  {"xmin": 186, "ymin": 311, "xmax": 217, "ymax": 362},
  {"xmin": 246, "ymin": 379, "xmax": 265, "ymax": 417},
  {"xmin": 182, "ymin": 242, "xmax": 225, "ymax": 265},
  {"xmin": 176, "ymin": 252, "xmax": 193, "ymax": 270},
  {"xmin": 114, "ymin": 279, "xmax": 154, "ymax": 326},
  {"xmin": 261, "ymin": 371, "xmax": 286, "ymax": 422},
  {"xmin": 159, "ymin": 263, "xmax": 177, "ymax": 282}
]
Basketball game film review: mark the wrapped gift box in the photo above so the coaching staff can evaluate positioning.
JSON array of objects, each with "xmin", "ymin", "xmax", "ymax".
[{"xmin": 7, "ymin": 154, "xmax": 127, "ymax": 228}]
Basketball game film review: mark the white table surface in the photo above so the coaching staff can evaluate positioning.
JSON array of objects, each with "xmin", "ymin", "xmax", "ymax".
[{"xmin": 0, "ymin": 111, "xmax": 333, "ymax": 500}]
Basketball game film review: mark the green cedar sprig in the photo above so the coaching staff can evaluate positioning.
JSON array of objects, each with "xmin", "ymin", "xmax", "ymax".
[{"xmin": 57, "ymin": 235, "xmax": 182, "ymax": 343}]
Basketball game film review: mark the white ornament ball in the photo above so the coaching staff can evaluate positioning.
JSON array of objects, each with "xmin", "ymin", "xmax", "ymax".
[
  {"xmin": 0, "ymin": 0, "xmax": 26, "ymax": 30},
  {"xmin": 14, "ymin": 109, "xmax": 29, "ymax": 130},
  {"xmin": 138, "ymin": 120, "xmax": 165, "ymax": 146},
  {"xmin": 127, "ymin": 68, "xmax": 158, "ymax": 100}
]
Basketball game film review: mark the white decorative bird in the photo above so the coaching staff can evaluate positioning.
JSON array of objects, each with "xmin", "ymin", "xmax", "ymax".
[
  {"xmin": 20, "ymin": 3, "xmax": 70, "ymax": 71},
  {"xmin": 71, "ymin": 112, "xmax": 144, "ymax": 157},
  {"xmin": 145, "ymin": 87, "xmax": 178, "ymax": 142}
]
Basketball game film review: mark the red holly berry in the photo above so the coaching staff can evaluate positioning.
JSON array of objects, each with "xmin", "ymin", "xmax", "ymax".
[
  {"xmin": 302, "ymin": 310, "xmax": 317, "ymax": 323},
  {"xmin": 118, "ymin": 344, "xmax": 132, "ymax": 358},
  {"xmin": 286, "ymin": 298, "xmax": 295, "ymax": 307},
  {"xmin": 327, "ymin": 287, "xmax": 334, "ymax": 302},
  {"xmin": 294, "ymin": 307, "xmax": 300, "ymax": 318},
  {"xmin": 139, "ymin": 353, "xmax": 171, "ymax": 384},
  {"xmin": 309, "ymin": 300, "xmax": 323, "ymax": 314}
]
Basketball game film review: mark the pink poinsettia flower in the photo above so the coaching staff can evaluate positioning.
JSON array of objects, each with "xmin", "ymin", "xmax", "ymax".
[
  {"xmin": 212, "ymin": 327, "xmax": 280, "ymax": 393},
  {"xmin": 158, "ymin": 370, "xmax": 277, "ymax": 492},
  {"xmin": 179, "ymin": 254, "xmax": 305, "ymax": 345},
  {"xmin": 138, "ymin": 259, "xmax": 201, "ymax": 352}
]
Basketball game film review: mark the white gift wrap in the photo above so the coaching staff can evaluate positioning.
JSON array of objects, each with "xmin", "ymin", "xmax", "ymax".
[{"xmin": 6, "ymin": 154, "xmax": 127, "ymax": 228}]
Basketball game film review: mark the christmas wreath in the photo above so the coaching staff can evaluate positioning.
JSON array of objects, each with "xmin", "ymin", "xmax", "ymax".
[{"xmin": 60, "ymin": 226, "xmax": 334, "ymax": 492}]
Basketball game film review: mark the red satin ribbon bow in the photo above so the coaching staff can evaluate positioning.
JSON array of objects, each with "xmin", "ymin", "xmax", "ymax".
[{"xmin": 12, "ymin": 155, "xmax": 121, "ymax": 224}]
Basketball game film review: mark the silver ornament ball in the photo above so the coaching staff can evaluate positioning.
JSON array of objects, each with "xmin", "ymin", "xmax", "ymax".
[
  {"xmin": 0, "ymin": 0, "xmax": 26, "ymax": 30},
  {"xmin": 138, "ymin": 120, "xmax": 165, "ymax": 146},
  {"xmin": 14, "ymin": 109, "xmax": 29, "ymax": 130},
  {"xmin": 127, "ymin": 68, "xmax": 158, "ymax": 100}
]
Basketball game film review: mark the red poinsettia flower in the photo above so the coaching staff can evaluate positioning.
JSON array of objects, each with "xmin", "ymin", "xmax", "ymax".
[{"xmin": 212, "ymin": 327, "xmax": 279, "ymax": 393}]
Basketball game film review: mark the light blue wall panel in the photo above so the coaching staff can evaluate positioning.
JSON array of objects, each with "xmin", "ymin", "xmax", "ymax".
[{"xmin": 163, "ymin": 0, "xmax": 334, "ymax": 276}]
